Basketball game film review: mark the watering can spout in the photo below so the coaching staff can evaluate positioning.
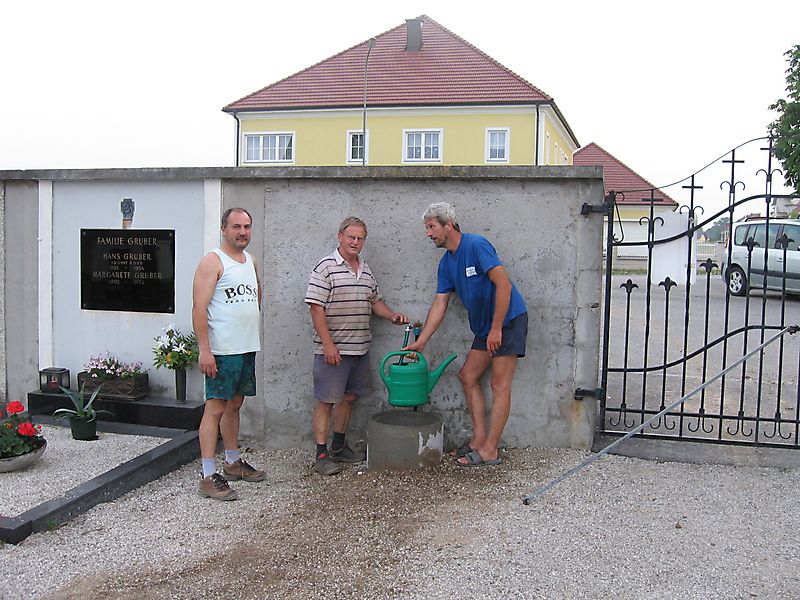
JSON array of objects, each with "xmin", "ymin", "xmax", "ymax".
[{"xmin": 427, "ymin": 353, "xmax": 458, "ymax": 394}]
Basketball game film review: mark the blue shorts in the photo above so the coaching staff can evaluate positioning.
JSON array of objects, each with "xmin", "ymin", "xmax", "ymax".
[
  {"xmin": 471, "ymin": 313, "xmax": 528, "ymax": 357},
  {"xmin": 313, "ymin": 353, "xmax": 371, "ymax": 404},
  {"xmin": 205, "ymin": 352, "xmax": 257, "ymax": 401}
]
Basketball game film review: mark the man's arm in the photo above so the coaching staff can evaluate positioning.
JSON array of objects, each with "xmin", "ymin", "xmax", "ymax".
[
  {"xmin": 192, "ymin": 253, "xmax": 222, "ymax": 378},
  {"xmin": 309, "ymin": 304, "xmax": 341, "ymax": 366},
  {"xmin": 403, "ymin": 293, "xmax": 451, "ymax": 352},
  {"xmin": 372, "ymin": 300, "xmax": 409, "ymax": 325},
  {"xmin": 486, "ymin": 265, "xmax": 512, "ymax": 355}
]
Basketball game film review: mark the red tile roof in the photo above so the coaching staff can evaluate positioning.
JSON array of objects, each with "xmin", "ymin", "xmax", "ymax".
[
  {"xmin": 223, "ymin": 15, "xmax": 554, "ymax": 112},
  {"xmin": 573, "ymin": 142, "xmax": 678, "ymax": 206}
]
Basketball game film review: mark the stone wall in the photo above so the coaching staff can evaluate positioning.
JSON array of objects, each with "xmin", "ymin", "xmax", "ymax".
[{"xmin": 0, "ymin": 166, "xmax": 604, "ymax": 450}]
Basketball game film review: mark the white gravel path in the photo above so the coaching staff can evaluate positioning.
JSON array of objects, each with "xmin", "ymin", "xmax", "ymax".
[
  {"xmin": 2, "ymin": 444, "xmax": 799, "ymax": 599},
  {"xmin": 0, "ymin": 426, "xmax": 163, "ymax": 517}
]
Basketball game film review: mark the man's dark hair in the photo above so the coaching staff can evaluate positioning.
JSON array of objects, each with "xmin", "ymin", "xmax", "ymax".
[{"xmin": 221, "ymin": 207, "xmax": 253, "ymax": 227}]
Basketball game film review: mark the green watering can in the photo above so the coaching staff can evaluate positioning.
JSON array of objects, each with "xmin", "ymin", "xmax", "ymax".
[{"xmin": 379, "ymin": 351, "xmax": 458, "ymax": 408}]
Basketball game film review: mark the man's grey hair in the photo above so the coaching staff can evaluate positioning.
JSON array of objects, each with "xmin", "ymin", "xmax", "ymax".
[
  {"xmin": 422, "ymin": 202, "xmax": 458, "ymax": 227},
  {"xmin": 338, "ymin": 216, "xmax": 368, "ymax": 236}
]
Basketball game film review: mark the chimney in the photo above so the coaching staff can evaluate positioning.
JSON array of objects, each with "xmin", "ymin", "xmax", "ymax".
[{"xmin": 405, "ymin": 18, "xmax": 422, "ymax": 51}]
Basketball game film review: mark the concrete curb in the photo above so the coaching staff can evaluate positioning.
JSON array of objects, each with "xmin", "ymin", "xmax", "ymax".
[
  {"xmin": 592, "ymin": 432, "xmax": 800, "ymax": 469},
  {"xmin": 0, "ymin": 427, "xmax": 198, "ymax": 544}
]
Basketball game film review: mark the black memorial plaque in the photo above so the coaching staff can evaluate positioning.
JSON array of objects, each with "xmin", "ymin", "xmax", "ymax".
[{"xmin": 81, "ymin": 229, "xmax": 175, "ymax": 313}]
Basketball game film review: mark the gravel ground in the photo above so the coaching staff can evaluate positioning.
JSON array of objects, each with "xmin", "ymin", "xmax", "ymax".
[
  {"xmin": 0, "ymin": 426, "xmax": 163, "ymax": 516},
  {"xmin": 2, "ymin": 443, "xmax": 800, "ymax": 599}
]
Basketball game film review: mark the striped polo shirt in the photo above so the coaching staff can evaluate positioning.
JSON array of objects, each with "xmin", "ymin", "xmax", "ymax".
[{"xmin": 305, "ymin": 249, "xmax": 382, "ymax": 356}]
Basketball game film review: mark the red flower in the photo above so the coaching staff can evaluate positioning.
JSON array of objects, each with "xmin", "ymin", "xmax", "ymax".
[
  {"xmin": 17, "ymin": 422, "xmax": 37, "ymax": 437},
  {"xmin": 6, "ymin": 401, "xmax": 24, "ymax": 415}
]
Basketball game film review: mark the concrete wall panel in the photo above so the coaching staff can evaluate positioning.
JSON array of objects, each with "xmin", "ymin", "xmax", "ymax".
[
  {"xmin": 225, "ymin": 174, "xmax": 604, "ymax": 450},
  {"xmin": 3, "ymin": 180, "xmax": 40, "ymax": 402}
]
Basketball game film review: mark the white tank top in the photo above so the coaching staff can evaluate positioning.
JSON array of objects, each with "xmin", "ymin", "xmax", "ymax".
[{"xmin": 207, "ymin": 249, "xmax": 261, "ymax": 355}]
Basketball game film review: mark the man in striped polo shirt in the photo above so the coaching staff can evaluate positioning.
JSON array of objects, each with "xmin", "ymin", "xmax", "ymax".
[{"xmin": 305, "ymin": 217, "xmax": 409, "ymax": 475}]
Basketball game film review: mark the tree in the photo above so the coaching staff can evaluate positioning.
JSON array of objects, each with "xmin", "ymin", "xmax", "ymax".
[
  {"xmin": 704, "ymin": 216, "xmax": 730, "ymax": 243},
  {"xmin": 769, "ymin": 44, "xmax": 800, "ymax": 194}
]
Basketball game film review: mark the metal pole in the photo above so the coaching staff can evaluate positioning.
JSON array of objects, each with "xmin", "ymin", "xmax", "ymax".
[{"xmin": 362, "ymin": 38, "xmax": 375, "ymax": 167}]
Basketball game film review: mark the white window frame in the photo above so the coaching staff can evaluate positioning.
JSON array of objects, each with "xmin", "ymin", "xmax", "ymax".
[
  {"xmin": 346, "ymin": 129, "xmax": 370, "ymax": 164},
  {"xmin": 243, "ymin": 131, "xmax": 295, "ymax": 164},
  {"xmin": 485, "ymin": 127, "xmax": 510, "ymax": 163},
  {"xmin": 402, "ymin": 128, "xmax": 443, "ymax": 164}
]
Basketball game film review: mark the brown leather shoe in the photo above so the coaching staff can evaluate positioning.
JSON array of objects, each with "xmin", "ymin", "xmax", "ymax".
[
  {"xmin": 222, "ymin": 458, "xmax": 266, "ymax": 482},
  {"xmin": 198, "ymin": 473, "xmax": 238, "ymax": 501}
]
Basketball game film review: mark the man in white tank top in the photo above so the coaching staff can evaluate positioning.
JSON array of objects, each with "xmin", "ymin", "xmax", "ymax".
[{"xmin": 192, "ymin": 208, "xmax": 264, "ymax": 500}]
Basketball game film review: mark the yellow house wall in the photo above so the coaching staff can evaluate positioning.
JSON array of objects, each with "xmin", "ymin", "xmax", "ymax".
[
  {"xmin": 240, "ymin": 111, "xmax": 537, "ymax": 166},
  {"xmin": 543, "ymin": 118, "xmax": 575, "ymax": 166},
  {"xmin": 615, "ymin": 205, "xmax": 677, "ymax": 220}
]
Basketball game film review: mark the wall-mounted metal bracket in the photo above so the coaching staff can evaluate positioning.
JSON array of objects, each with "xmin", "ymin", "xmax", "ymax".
[
  {"xmin": 574, "ymin": 387, "xmax": 604, "ymax": 401},
  {"xmin": 580, "ymin": 202, "xmax": 612, "ymax": 216}
]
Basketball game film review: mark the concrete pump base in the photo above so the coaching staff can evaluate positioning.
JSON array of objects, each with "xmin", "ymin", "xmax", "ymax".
[{"xmin": 367, "ymin": 410, "xmax": 444, "ymax": 471}]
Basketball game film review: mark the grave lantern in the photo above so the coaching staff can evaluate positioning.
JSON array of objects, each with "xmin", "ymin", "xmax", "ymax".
[{"xmin": 39, "ymin": 367, "xmax": 69, "ymax": 392}]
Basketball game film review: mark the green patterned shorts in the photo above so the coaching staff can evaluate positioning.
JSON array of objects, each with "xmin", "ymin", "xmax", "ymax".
[{"xmin": 205, "ymin": 352, "xmax": 257, "ymax": 401}]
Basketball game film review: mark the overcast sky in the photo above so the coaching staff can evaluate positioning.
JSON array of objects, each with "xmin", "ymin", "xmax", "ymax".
[{"xmin": 2, "ymin": 0, "xmax": 797, "ymax": 215}]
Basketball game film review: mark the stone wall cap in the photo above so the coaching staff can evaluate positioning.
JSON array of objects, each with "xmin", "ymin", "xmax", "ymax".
[{"xmin": 0, "ymin": 165, "xmax": 602, "ymax": 182}]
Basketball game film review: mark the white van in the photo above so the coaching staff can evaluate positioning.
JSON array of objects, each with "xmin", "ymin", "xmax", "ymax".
[{"xmin": 722, "ymin": 218, "xmax": 800, "ymax": 296}]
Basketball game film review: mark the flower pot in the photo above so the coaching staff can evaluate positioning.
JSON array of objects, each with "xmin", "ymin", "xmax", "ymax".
[
  {"xmin": 0, "ymin": 438, "xmax": 47, "ymax": 472},
  {"xmin": 70, "ymin": 416, "xmax": 98, "ymax": 441},
  {"xmin": 77, "ymin": 372, "xmax": 148, "ymax": 401},
  {"xmin": 174, "ymin": 368, "xmax": 187, "ymax": 403}
]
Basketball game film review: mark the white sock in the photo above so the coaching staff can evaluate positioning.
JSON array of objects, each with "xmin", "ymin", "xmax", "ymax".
[
  {"xmin": 201, "ymin": 458, "xmax": 216, "ymax": 478},
  {"xmin": 225, "ymin": 449, "xmax": 240, "ymax": 464}
]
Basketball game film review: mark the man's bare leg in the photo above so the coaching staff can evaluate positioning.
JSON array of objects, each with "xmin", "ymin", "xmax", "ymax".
[
  {"xmin": 463, "ymin": 355, "xmax": 518, "ymax": 463},
  {"xmin": 457, "ymin": 349, "xmax": 492, "ymax": 450},
  {"xmin": 219, "ymin": 395, "xmax": 244, "ymax": 451},
  {"xmin": 313, "ymin": 400, "xmax": 333, "ymax": 445},
  {"xmin": 199, "ymin": 398, "xmax": 227, "ymax": 460},
  {"xmin": 332, "ymin": 393, "xmax": 356, "ymax": 435}
]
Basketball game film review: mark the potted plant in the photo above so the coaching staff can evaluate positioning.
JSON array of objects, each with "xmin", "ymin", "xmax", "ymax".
[
  {"xmin": 0, "ymin": 400, "xmax": 46, "ymax": 472},
  {"xmin": 77, "ymin": 352, "xmax": 148, "ymax": 401},
  {"xmin": 152, "ymin": 323, "xmax": 199, "ymax": 403},
  {"xmin": 54, "ymin": 384, "xmax": 113, "ymax": 441}
]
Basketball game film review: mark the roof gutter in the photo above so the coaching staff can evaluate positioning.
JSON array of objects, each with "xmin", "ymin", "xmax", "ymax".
[
  {"xmin": 535, "ymin": 104, "xmax": 540, "ymax": 166},
  {"xmin": 234, "ymin": 113, "xmax": 241, "ymax": 166}
]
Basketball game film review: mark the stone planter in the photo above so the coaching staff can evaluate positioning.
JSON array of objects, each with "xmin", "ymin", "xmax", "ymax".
[
  {"xmin": 0, "ymin": 438, "xmax": 47, "ymax": 472},
  {"xmin": 77, "ymin": 372, "xmax": 149, "ymax": 401}
]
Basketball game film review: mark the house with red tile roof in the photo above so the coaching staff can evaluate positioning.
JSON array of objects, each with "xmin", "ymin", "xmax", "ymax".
[
  {"xmin": 574, "ymin": 142, "xmax": 679, "ymax": 260},
  {"xmin": 223, "ymin": 16, "xmax": 579, "ymax": 167},
  {"xmin": 573, "ymin": 143, "xmax": 677, "ymax": 208}
]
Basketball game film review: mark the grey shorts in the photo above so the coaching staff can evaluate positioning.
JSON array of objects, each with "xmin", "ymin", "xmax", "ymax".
[
  {"xmin": 471, "ymin": 313, "xmax": 528, "ymax": 357},
  {"xmin": 313, "ymin": 353, "xmax": 372, "ymax": 404}
]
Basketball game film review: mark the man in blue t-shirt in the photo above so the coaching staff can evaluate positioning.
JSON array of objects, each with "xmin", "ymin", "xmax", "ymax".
[{"xmin": 404, "ymin": 202, "xmax": 528, "ymax": 467}]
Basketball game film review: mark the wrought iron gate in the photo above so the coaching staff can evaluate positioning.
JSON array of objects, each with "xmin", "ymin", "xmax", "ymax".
[{"xmin": 598, "ymin": 137, "xmax": 800, "ymax": 447}]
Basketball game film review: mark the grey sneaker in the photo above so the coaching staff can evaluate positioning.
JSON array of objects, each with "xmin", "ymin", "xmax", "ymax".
[
  {"xmin": 198, "ymin": 473, "xmax": 238, "ymax": 501},
  {"xmin": 330, "ymin": 444, "xmax": 365, "ymax": 463},
  {"xmin": 222, "ymin": 458, "xmax": 266, "ymax": 482},
  {"xmin": 315, "ymin": 454, "xmax": 343, "ymax": 475}
]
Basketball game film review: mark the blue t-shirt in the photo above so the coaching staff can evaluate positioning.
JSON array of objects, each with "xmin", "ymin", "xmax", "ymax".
[{"xmin": 436, "ymin": 233, "xmax": 527, "ymax": 337}]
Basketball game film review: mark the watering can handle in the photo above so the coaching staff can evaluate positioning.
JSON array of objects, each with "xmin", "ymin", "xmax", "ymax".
[{"xmin": 379, "ymin": 351, "xmax": 427, "ymax": 385}]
